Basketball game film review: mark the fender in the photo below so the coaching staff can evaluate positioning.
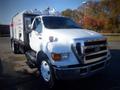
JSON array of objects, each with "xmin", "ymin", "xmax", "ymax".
[{"xmin": 36, "ymin": 51, "xmax": 49, "ymax": 66}]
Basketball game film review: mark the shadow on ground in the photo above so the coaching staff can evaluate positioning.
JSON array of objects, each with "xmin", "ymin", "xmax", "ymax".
[
  {"xmin": 0, "ymin": 58, "xmax": 3, "ymax": 75},
  {"xmin": 0, "ymin": 49, "xmax": 120, "ymax": 90}
]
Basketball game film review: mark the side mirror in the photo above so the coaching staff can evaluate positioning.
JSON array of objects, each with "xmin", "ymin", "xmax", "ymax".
[
  {"xmin": 27, "ymin": 24, "xmax": 32, "ymax": 33},
  {"xmin": 28, "ymin": 24, "xmax": 32, "ymax": 30}
]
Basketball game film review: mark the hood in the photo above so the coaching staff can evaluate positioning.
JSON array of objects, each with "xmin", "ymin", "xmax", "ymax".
[{"xmin": 46, "ymin": 28, "xmax": 104, "ymax": 40}]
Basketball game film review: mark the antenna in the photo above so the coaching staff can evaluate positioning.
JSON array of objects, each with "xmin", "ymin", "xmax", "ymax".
[{"xmin": 42, "ymin": 7, "xmax": 61, "ymax": 16}]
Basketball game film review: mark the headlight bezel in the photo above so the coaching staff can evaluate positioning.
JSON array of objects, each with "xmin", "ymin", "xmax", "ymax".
[{"xmin": 51, "ymin": 52, "xmax": 69, "ymax": 61}]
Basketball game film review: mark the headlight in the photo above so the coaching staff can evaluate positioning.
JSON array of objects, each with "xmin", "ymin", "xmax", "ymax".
[{"xmin": 51, "ymin": 53, "xmax": 69, "ymax": 61}]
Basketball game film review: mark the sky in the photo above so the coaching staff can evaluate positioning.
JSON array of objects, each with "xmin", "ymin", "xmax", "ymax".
[{"xmin": 0, "ymin": 0, "xmax": 87, "ymax": 24}]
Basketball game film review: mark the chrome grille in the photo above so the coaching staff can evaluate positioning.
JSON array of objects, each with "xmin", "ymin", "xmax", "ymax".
[
  {"xmin": 85, "ymin": 52, "xmax": 107, "ymax": 60},
  {"xmin": 84, "ymin": 39, "xmax": 108, "ymax": 64},
  {"xmin": 74, "ymin": 39, "xmax": 108, "ymax": 64},
  {"xmin": 84, "ymin": 45, "xmax": 107, "ymax": 54},
  {"xmin": 84, "ymin": 39, "xmax": 107, "ymax": 46}
]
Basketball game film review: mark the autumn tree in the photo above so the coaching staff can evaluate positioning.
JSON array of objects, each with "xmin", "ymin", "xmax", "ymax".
[
  {"xmin": 100, "ymin": 0, "xmax": 120, "ymax": 32},
  {"xmin": 62, "ymin": 0, "xmax": 120, "ymax": 33}
]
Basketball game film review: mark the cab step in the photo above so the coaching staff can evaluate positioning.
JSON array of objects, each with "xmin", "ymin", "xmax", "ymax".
[{"xmin": 25, "ymin": 50, "xmax": 37, "ymax": 68}]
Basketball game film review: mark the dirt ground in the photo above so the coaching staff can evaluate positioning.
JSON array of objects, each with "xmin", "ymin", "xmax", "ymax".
[
  {"xmin": 0, "ymin": 37, "xmax": 40, "ymax": 90},
  {"xmin": 0, "ymin": 37, "xmax": 37, "ymax": 75}
]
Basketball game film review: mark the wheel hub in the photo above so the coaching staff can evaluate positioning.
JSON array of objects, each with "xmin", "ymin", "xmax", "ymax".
[
  {"xmin": 40, "ymin": 60, "xmax": 51, "ymax": 82},
  {"xmin": 11, "ymin": 42, "xmax": 14, "ymax": 51}
]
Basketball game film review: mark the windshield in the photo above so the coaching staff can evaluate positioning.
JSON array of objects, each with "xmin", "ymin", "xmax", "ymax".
[{"xmin": 43, "ymin": 16, "xmax": 82, "ymax": 29}]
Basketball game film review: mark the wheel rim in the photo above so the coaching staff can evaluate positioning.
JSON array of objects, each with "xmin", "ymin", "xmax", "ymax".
[{"xmin": 40, "ymin": 60, "xmax": 51, "ymax": 82}]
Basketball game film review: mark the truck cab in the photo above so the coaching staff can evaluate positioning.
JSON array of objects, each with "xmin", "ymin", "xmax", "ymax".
[
  {"xmin": 10, "ymin": 9, "xmax": 111, "ymax": 88},
  {"xmin": 28, "ymin": 15, "xmax": 111, "ymax": 86}
]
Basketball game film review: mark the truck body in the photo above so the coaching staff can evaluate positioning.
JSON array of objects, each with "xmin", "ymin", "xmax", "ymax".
[
  {"xmin": 10, "ymin": 10, "xmax": 39, "ymax": 53},
  {"xmin": 10, "ymin": 9, "xmax": 111, "ymax": 87}
]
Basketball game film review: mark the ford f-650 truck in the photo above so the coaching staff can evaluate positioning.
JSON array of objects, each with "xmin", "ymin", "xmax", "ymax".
[{"xmin": 10, "ymin": 9, "xmax": 111, "ymax": 87}]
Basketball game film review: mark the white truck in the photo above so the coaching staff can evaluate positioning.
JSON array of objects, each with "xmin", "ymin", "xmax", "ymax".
[{"xmin": 10, "ymin": 9, "xmax": 111, "ymax": 87}]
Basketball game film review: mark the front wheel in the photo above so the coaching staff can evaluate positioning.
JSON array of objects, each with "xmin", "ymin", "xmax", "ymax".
[{"xmin": 39, "ymin": 59, "xmax": 55, "ymax": 88}]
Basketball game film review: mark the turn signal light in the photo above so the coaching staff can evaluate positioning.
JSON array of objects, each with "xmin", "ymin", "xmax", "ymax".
[{"xmin": 51, "ymin": 53, "xmax": 61, "ymax": 61}]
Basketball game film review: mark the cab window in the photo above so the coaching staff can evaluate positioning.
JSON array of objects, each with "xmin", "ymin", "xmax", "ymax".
[{"xmin": 33, "ymin": 18, "xmax": 42, "ymax": 33}]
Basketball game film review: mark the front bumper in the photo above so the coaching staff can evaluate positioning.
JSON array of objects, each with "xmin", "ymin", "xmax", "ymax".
[{"xmin": 53, "ymin": 57, "xmax": 111, "ymax": 80}]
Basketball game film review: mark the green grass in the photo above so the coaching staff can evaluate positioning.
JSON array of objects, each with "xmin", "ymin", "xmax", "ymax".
[
  {"xmin": 101, "ymin": 33, "xmax": 120, "ymax": 42},
  {"xmin": 105, "ymin": 35, "xmax": 120, "ymax": 42}
]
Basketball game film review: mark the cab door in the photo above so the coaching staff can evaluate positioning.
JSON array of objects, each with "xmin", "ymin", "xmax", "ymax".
[{"xmin": 29, "ymin": 17, "xmax": 42, "ymax": 52}]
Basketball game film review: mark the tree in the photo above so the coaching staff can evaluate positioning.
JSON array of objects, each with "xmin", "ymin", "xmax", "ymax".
[
  {"xmin": 62, "ymin": 9, "xmax": 73, "ymax": 18},
  {"xmin": 62, "ymin": 0, "xmax": 120, "ymax": 33}
]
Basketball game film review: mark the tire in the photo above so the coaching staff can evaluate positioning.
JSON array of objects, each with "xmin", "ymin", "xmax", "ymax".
[
  {"xmin": 38, "ymin": 58, "xmax": 56, "ymax": 88},
  {"xmin": 11, "ymin": 40, "xmax": 20, "ymax": 54}
]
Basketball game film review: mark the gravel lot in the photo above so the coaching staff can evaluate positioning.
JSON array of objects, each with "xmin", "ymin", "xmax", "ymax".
[{"xmin": 0, "ymin": 37, "xmax": 120, "ymax": 90}]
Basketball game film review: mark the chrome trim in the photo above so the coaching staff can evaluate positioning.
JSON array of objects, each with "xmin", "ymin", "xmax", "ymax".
[
  {"xmin": 53, "ymin": 58, "xmax": 109, "ymax": 71},
  {"xmin": 73, "ymin": 38, "xmax": 108, "ymax": 64},
  {"xmin": 84, "ymin": 38, "xmax": 107, "ymax": 43},
  {"xmin": 84, "ymin": 56, "xmax": 107, "ymax": 64},
  {"xmin": 85, "ymin": 50, "xmax": 108, "ymax": 56},
  {"xmin": 71, "ymin": 40, "xmax": 85, "ymax": 64},
  {"xmin": 84, "ymin": 44, "xmax": 107, "ymax": 49}
]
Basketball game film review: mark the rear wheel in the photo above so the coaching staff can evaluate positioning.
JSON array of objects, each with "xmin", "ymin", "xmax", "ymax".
[{"xmin": 11, "ymin": 40, "xmax": 20, "ymax": 54}]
